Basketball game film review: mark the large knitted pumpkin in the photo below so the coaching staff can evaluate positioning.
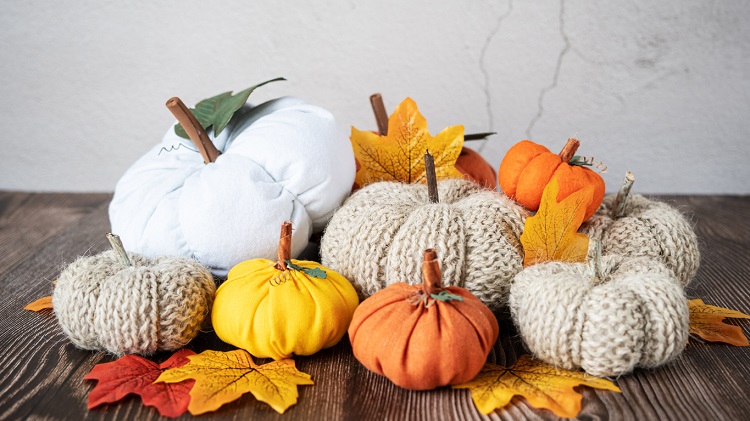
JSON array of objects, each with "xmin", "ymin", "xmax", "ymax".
[
  {"xmin": 109, "ymin": 96, "xmax": 355, "ymax": 276},
  {"xmin": 509, "ymin": 254, "xmax": 689, "ymax": 377},
  {"xmin": 53, "ymin": 241, "xmax": 215, "ymax": 356},
  {"xmin": 499, "ymin": 138, "xmax": 605, "ymax": 220},
  {"xmin": 212, "ymin": 222, "xmax": 359, "ymax": 360},
  {"xmin": 320, "ymin": 178, "xmax": 528, "ymax": 310},
  {"xmin": 581, "ymin": 192, "xmax": 699, "ymax": 286},
  {"xmin": 349, "ymin": 249, "xmax": 499, "ymax": 390}
]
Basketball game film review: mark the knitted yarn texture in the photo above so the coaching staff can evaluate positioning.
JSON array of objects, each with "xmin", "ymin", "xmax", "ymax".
[
  {"xmin": 581, "ymin": 194, "xmax": 700, "ymax": 286},
  {"xmin": 509, "ymin": 255, "xmax": 689, "ymax": 377},
  {"xmin": 53, "ymin": 250, "xmax": 215, "ymax": 356},
  {"xmin": 321, "ymin": 179, "xmax": 528, "ymax": 310}
]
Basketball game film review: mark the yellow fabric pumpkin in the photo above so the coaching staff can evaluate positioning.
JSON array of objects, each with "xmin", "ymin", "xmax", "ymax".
[{"xmin": 212, "ymin": 222, "xmax": 359, "ymax": 360}]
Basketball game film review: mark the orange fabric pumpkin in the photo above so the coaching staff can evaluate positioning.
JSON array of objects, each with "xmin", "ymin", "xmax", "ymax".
[
  {"xmin": 348, "ymin": 249, "xmax": 499, "ymax": 390},
  {"xmin": 499, "ymin": 138, "xmax": 605, "ymax": 220},
  {"xmin": 455, "ymin": 147, "xmax": 497, "ymax": 189}
]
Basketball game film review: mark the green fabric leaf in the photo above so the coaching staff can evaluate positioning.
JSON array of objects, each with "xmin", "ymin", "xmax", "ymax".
[
  {"xmin": 284, "ymin": 260, "xmax": 327, "ymax": 279},
  {"xmin": 430, "ymin": 291, "xmax": 463, "ymax": 302},
  {"xmin": 174, "ymin": 77, "xmax": 286, "ymax": 139},
  {"xmin": 568, "ymin": 155, "xmax": 594, "ymax": 167}
]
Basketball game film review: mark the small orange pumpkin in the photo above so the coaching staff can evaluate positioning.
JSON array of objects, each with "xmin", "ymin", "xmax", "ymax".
[
  {"xmin": 348, "ymin": 249, "xmax": 499, "ymax": 390},
  {"xmin": 499, "ymin": 138, "xmax": 605, "ymax": 220},
  {"xmin": 455, "ymin": 147, "xmax": 497, "ymax": 189}
]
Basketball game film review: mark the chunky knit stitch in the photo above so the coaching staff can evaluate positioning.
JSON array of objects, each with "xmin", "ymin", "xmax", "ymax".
[
  {"xmin": 53, "ymin": 250, "xmax": 215, "ymax": 356},
  {"xmin": 581, "ymin": 194, "xmax": 700, "ymax": 286},
  {"xmin": 509, "ymin": 255, "xmax": 689, "ymax": 377},
  {"xmin": 320, "ymin": 179, "xmax": 528, "ymax": 310}
]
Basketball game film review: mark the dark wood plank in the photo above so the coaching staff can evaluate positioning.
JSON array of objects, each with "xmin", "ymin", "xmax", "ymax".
[
  {"xmin": 0, "ymin": 191, "xmax": 111, "ymax": 275},
  {"xmin": 0, "ymin": 193, "xmax": 747, "ymax": 420}
]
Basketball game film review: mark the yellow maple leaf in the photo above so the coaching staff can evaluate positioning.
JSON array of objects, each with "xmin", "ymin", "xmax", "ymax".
[
  {"xmin": 520, "ymin": 177, "xmax": 593, "ymax": 267},
  {"xmin": 24, "ymin": 296, "xmax": 53, "ymax": 312},
  {"xmin": 155, "ymin": 349, "xmax": 313, "ymax": 415},
  {"xmin": 350, "ymin": 97, "xmax": 463, "ymax": 186},
  {"xmin": 453, "ymin": 355, "xmax": 620, "ymax": 417},
  {"xmin": 689, "ymin": 298, "xmax": 750, "ymax": 346}
]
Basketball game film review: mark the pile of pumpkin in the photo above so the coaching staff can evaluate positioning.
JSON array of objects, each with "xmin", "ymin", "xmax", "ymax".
[{"xmin": 53, "ymin": 87, "xmax": 700, "ymax": 398}]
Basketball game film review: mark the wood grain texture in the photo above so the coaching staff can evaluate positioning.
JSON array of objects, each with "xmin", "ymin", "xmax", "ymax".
[{"xmin": 0, "ymin": 192, "xmax": 748, "ymax": 420}]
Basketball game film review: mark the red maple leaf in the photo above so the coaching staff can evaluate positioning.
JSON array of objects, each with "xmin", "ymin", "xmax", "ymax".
[{"xmin": 84, "ymin": 348, "xmax": 196, "ymax": 418}]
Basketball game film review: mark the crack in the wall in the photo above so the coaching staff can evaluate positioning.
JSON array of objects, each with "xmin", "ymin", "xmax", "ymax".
[
  {"xmin": 477, "ymin": 0, "xmax": 514, "ymax": 153},
  {"xmin": 525, "ymin": 0, "xmax": 570, "ymax": 139}
]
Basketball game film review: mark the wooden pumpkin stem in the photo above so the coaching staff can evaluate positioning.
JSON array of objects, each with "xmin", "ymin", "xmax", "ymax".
[
  {"xmin": 276, "ymin": 221, "xmax": 293, "ymax": 271},
  {"xmin": 422, "ymin": 249, "xmax": 443, "ymax": 295},
  {"xmin": 370, "ymin": 93, "xmax": 389, "ymax": 136},
  {"xmin": 613, "ymin": 171, "xmax": 636, "ymax": 219},
  {"xmin": 424, "ymin": 150, "xmax": 440, "ymax": 203},
  {"xmin": 558, "ymin": 138, "xmax": 581, "ymax": 163},
  {"xmin": 166, "ymin": 97, "xmax": 221, "ymax": 164},
  {"xmin": 586, "ymin": 239, "xmax": 603, "ymax": 282},
  {"xmin": 106, "ymin": 233, "xmax": 131, "ymax": 266}
]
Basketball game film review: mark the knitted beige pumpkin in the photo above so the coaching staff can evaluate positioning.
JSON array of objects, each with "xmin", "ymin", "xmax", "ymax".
[
  {"xmin": 53, "ymin": 243, "xmax": 215, "ymax": 356},
  {"xmin": 320, "ymin": 178, "xmax": 528, "ymax": 310},
  {"xmin": 509, "ymin": 254, "xmax": 689, "ymax": 377},
  {"xmin": 580, "ymin": 180, "xmax": 699, "ymax": 285}
]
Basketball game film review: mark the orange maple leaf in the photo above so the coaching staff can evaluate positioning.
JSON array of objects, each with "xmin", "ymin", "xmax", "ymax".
[
  {"xmin": 453, "ymin": 355, "xmax": 620, "ymax": 417},
  {"xmin": 155, "ymin": 349, "xmax": 313, "ymax": 415},
  {"xmin": 350, "ymin": 97, "xmax": 463, "ymax": 187},
  {"xmin": 689, "ymin": 298, "xmax": 750, "ymax": 346},
  {"xmin": 520, "ymin": 177, "xmax": 593, "ymax": 267},
  {"xmin": 24, "ymin": 296, "xmax": 53, "ymax": 312}
]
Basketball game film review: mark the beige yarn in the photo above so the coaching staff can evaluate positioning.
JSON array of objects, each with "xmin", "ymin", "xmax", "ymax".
[
  {"xmin": 53, "ymin": 250, "xmax": 215, "ymax": 356},
  {"xmin": 509, "ymin": 255, "xmax": 689, "ymax": 377},
  {"xmin": 321, "ymin": 179, "xmax": 528, "ymax": 310},
  {"xmin": 581, "ymin": 194, "xmax": 699, "ymax": 286}
]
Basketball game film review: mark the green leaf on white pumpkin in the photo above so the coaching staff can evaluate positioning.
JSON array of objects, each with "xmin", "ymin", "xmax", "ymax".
[
  {"xmin": 174, "ymin": 77, "xmax": 286, "ymax": 139},
  {"xmin": 284, "ymin": 260, "xmax": 327, "ymax": 279},
  {"xmin": 430, "ymin": 291, "xmax": 463, "ymax": 302}
]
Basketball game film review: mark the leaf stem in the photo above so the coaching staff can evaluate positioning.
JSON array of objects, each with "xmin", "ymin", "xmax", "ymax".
[
  {"xmin": 370, "ymin": 93, "xmax": 389, "ymax": 136},
  {"xmin": 422, "ymin": 249, "xmax": 442, "ymax": 295},
  {"xmin": 166, "ymin": 97, "xmax": 221, "ymax": 164},
  {"xmin": 276, "ymin": 221, "xmax": 293, "ymax": 271},
  {"xmin": 106, "ymin": 233, "xmax": 131, "ymax": 266},
  {"xmin": 613, "ymin": 171, "xmax": 635, "ymax": 219},
  {"xmin": 424, "ymin": 150, "xmax": 439, "ymax": 203},
  {"xmin": 558, "ymin": 138, "xmax": 580, "ymax": 163}
]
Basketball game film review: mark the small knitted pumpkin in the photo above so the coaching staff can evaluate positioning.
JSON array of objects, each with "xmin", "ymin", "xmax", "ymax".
[
  {"xmin": 499, "ymin": 138, "xmax": 605, "ymax": 220},
  {"xmin": 212, "ymin": 222, "xmax": 359, "ymax": 360},
  {"xmin": 109, "ymin": 96, "xmax": 355, "ymax": 277},
  {"xmin": 349, "ymin": 249, "xmax": 499, "ymax": 390},
  {"xmin": 53, "ymin": 235, "xmax": 215, "ymax": 356},
  {"xmin": 509, "ymin": 253, "xmax": 689, "ymax": 377},
  {"xmin": 320, "ymin": 177, "xmax": 528, "ymax": 310},
  {"xmin": 580, "ymin": 174, "xmax": 699, "ymax": 285}
]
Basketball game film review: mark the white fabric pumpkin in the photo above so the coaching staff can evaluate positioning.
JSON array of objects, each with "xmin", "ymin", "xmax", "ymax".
[{"xmin": 109, "ymin": 97, "xmax": 355, "ymax": 276}]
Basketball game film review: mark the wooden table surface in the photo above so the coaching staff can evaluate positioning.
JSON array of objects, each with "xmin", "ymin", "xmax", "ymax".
[{"xmin": 1, "ymin": 192, "xmax": 748, "ymax": 420}]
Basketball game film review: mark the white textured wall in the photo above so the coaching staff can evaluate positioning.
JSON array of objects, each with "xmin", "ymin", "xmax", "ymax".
[{"xmin": 1, "ymin": 0, "xmax": 749, "ymax": 193}]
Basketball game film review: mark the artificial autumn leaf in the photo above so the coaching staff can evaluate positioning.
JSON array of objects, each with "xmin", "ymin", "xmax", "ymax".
[
  {"xmin": 453, "ymin": 354, "xmax": 620, "ymax": 417},
  {"xmin": 689, "ymin": 298, "xmax": 750, "ymax": 346},
  {"xmin": 155, "ymin": 349, "xmax": 313, "ymax": 415},
  {"xmin": 24, "ymin": 295, "xmax": 53, "ymax": 312},
  {"xmin": 175, "ymin": 77, "xmax": 285, "ymax": 139},
  {"xmin": 84, "ymin": 348, "xmax": 195, "ymax": 418},
  {"xmin": 520, "ymin": 177, "xmax": 594, "ymax": 267},
  {"xmin": 350, "ymin": 97, "xmax": 463, "ymax": 186}
]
